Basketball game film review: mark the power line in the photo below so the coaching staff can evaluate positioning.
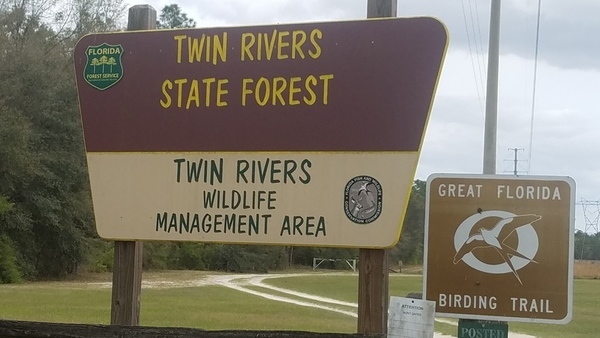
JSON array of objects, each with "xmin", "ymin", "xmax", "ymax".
[
  {"xmin": 461, "ymin": 0, "xmax": 486, "ymax": 116},
  {"xmin": 578, "ymin": 199, "xmax": 600, "ymax": 234},
  {"xmin": 469, "ymin": 0, "xmax": 487, "ymax": 94},
  {"xmin": 576, "ymin": 199, "xmax": 600, "ymax": 259},
  {"xmin": 527, "ymin": 0, "xmax": 542, "ymax": 174},
  {"xmin": 503, "ymin": 148, "xmax": 527, "ymax": 175}
]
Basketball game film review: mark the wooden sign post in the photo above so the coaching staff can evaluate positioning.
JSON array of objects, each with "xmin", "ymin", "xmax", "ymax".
[
  {"xmin": 357, "ymin": 1, "xmax": 397, "ymax": 334},
  {"xmin": 110, "ymin": 5, "xmax": 156, "ymax": 326}
]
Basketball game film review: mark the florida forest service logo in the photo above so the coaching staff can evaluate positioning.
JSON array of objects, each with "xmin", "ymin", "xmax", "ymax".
[
  {"xmin": 84, "ymin": 43, "xmax": 124, "ymax": 90},
  {"xmin": 344, "ymin": 176, "xmax": 383, "ymax": 224},
  {"xmin": 453, "ymin": 210, "xmax": 541, "ymax": 285}
]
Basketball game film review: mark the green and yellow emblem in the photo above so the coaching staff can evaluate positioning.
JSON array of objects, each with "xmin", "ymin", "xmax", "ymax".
[{"xmin": 84, "ymin": 43, "xmax": 124, "ymax": 90}]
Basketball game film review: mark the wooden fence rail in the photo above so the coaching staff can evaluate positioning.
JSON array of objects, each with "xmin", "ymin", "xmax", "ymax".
[{"xmin": 0, "ymin": 320, "xmax": 385, "ymax": 338}]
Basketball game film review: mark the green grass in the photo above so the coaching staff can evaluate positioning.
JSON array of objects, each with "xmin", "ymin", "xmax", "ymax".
[
  {"xmin": 0, "ymin": 276, "xmax": 356, "ymax": 332},
  {"xmin": 267, "ymin": 274, "xmax": 457, "ymax": 334},
  {"xmin": 0, "ymin": 272, "xmax": 599, "ymax": 337},
  {"xmin": 265, "ymin": 274, "xmax": 424, "ymax": 302},
  {"xmin": 0, "ymin": 287, "xmax": 111, "ymax": 324},
  {"xmin": 141, "ymin": 286, "xmax": 356, "ymax": 332},
  {"xmin": 507, "ymin": 279, "xmax": 599, "ymax": 338}
]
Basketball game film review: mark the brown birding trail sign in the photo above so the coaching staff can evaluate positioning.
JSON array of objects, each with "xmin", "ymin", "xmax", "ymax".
[{"xmin": 424, "ymin": 174, "xmax": 574, "ymax": 324}]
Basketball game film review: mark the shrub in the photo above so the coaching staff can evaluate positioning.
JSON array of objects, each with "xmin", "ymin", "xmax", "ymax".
[{"xmin": 0, "ymin": 235, "xmax": 22, "ymax": 283}]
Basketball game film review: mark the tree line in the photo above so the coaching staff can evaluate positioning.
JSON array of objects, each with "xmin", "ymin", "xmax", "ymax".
[
  {"xmin": 0, "ymin": 2, "xmax": 425, "ymax": 283},
  {"xmin": 575, "ymin": 231, "xmax": 600, "ymax": 260},
  {"xmin": 0, "ymin": 0, "xmax": 129, "ymax": 283}
]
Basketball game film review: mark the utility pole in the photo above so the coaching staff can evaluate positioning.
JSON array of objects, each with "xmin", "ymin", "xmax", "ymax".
[
  {"xmin": 460, "ymin": 0, "xmax": 508, "ymax": 335},
  {"xmin": 483, "ymin": 0, "xmax": 501, "ymax": 175},
  {"xmin": 480, "ymin": 0, "xmax": 509, "ymax": 334},
  {"xmin": 577, "ymin": 199, "xmax": 600, "ymax": 259},
  {"xmin": 508, "ymin": 147, "xmax": 524, "ymax": 175}
]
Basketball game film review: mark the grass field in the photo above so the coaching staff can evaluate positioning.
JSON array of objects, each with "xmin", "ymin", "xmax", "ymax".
[
  {"xmin": 269, "ymin": 274, "xmax": 600, "ymax": 338},
  {"xmin": 0, "ymin": 269, "xmax": 598, "ymax": 337}
]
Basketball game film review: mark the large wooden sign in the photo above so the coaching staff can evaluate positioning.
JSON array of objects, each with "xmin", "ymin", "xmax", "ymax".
[
  {"xmin": 424, "ymin": 174, "xmax": 574, "ymax": 323},
  {"xmin": 74, "ymin": 18, "xmax": 447, "ymax": 247}
]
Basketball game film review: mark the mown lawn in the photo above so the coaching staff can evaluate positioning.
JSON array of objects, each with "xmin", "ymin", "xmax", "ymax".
[{"xmin": 0, "ymin": 272, "xmax": 598, "ymax": 337}]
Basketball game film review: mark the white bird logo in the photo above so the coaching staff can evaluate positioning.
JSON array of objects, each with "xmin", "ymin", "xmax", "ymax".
[{"xmin": 453, "ymin": 214, "xmax": 542, "ymax": 285}]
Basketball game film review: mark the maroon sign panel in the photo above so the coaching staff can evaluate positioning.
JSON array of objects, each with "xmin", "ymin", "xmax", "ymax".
[{"xmin": 74, "ymin": 18, "xmax": 447, "ymax": 153}]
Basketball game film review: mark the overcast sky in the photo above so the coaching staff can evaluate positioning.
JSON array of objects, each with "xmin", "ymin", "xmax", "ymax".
[{"xmin": 128, "ymin": 0, "xmax": 600, "ymax": 232}]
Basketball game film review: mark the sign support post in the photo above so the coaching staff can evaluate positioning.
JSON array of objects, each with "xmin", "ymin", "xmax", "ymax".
[
  {"xmin": 477, "ymin": 0, "xmax": 504, "ymax": 333},
  {"xmin": 357, "ymin": 0, "xmax": 397, "ymax": 335},
  {"xmin": 357, "ymin": 248, "xmax": 389, "ymax": 334},
  {"xmin": 110, "ymin": 4, "xmax": 156, "ymax": 326}
]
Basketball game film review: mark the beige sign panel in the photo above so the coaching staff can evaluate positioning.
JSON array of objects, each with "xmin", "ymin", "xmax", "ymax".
[
  {"xmin": 424, "ymin": 174, "xmax": 574, "ymax": 324},
  {"xmin": 88, "ymin": 152, "xmax": 418, "ymax": 248}
]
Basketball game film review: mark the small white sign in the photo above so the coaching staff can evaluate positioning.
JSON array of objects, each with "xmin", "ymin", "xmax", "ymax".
[{"xmin": 388, "ymin": 296, "xmax": 436, "ymax": 338}]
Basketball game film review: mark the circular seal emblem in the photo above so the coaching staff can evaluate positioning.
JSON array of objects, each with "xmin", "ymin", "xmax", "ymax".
[{"xmin": 344, "ymin": 176, "xmax": 383, "ymax": 224}]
